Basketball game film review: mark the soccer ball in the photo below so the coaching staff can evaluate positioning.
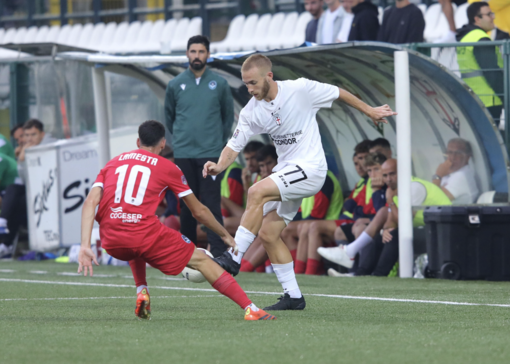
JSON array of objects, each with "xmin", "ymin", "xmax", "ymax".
[{"xmin": 181, "ymin": 248, "xmax": 213, "ymax": 283}]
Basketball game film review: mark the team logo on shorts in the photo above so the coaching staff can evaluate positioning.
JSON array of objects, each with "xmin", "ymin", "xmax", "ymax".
[
  {"xmin": 181, "ymin": 235, "xmax": 191, "ymax": 244},
  {"xmin": 208, "ymin": 80, "xmax": 217, "ymax": 90},
  {"xmin": 181, "ymin": 175, "xmax": 188, "ymax": 185},
  {"xmin": 233, "ymin": 129, "xmax": 240, "ymax": 139},
  {"xmin": 272, "ymin": 112, "xmax": 282, "ymax": 126}
]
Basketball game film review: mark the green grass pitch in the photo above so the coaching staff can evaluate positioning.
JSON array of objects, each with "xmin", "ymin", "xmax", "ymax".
[{"xmin": 1, "ymin": 261, "xmax": 510, "ymax": 364}]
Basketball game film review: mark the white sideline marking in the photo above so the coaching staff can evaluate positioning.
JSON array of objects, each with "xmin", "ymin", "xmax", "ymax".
[
  {"xmin": 1, "ymin": 278, "xmax": 509, "ymax": 308},
  {"xmin": 0, "ymin": 295, "xmax": 223, "ymax": 302},
  {"xmin": 28, "ymin": 270, "xmax": 48, "ymax": 274},
  {"xmin": 57, "ymin": 272, "xmax": 81, "ymax": 276},
  {"xmin": 0, "ymin": 269, "xmax": 15, "ymax": 273}
]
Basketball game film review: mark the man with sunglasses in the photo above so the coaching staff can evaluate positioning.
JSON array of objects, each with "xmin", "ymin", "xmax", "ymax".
[
  {"xmin": 432, "ymin": 138, "xmax": 479, "ymax": 204},
  {"xmin": 456, "ymin": 2, "xmax": 504, "ymax": 125}
]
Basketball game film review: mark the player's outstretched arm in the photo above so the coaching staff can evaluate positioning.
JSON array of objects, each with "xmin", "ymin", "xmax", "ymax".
[
  {"xmin": 203, "ymin": 146, "xmax": 239, "ymax": 178},
  {"xmin": 78, "ymin": 186, "xmax": 102, "ymax": 276},
  {"xmin": 182, "ymin": 193, "xmax": 237, "ymax": 252},
  {"xmin": 337, "ymin": 88, "xmax": 397, "ymax": 125}
]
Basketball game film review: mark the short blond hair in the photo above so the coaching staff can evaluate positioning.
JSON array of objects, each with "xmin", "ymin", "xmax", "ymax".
[{"xmin": 241, "ymin": 54, "xmax": 272, "ymax": 74}]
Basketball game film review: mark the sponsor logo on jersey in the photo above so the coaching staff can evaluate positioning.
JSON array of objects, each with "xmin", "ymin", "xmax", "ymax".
[
  {"xmin": 181, "ymin": 235, "xmax": 191, "ymax": 244},
  {"xmin": 233, "ymin": 129, "xmax": 240, "ymax": 139},
  {"xmin": 208, "ymin": 80, "xmax": 217, "ymax": 90},
  {"xmin": 270, "ymin": 130, "xmax": 302, "ymax": 146},
  {"xmin": 109, "ymin": 206, "xmax": 142, "ymax": 223},
  {"xmin": 180, "ymin": 84, "xmax": 186, "ymax": 91},
  {"xmin": 181, "ymin": 175, "xmax": 188, "ymax": 185}
]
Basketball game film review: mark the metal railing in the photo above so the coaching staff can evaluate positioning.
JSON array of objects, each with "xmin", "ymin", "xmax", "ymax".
[{"xmin": 409, "ymin": 40, "xmax": 510, "ymax": 153}]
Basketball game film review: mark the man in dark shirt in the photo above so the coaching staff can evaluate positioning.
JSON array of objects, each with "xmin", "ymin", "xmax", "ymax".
[
  {"xmin": 377, "ymin": 0, "xmax": 425, "ymax": 43},
  {"xmin": 348, "ymin": 0, "xmax": 380, "ymax": 41},
  {"xmin": 305, "ymin": 0, "xmax": 324, "ymax": 43}
]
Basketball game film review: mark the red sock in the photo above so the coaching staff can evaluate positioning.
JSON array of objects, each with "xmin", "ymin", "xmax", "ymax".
[
  {"xmin": 212, "ymin": 271, "xmax": 252, "ymax": 309},
  {"xmin": 294, "ymin": 260, "xmax": 306, "ymax": 274},
  {"xmin": 240, "ymin": 259, "xmax": 255, "ymax": 272},
  {"xmin": 129, "ymin": 257, "xmax": 147, "ymax": 287},
  {"xmin": 290, "ymin": 249, "xmax": 297, "ymax": 262},
  {"xmin": 255, "ymin": 264, "xmax": 265, "ymax": 273},
  {"xmin": 305, "ymin": 258, "xmax": 323, "ymax": 275}
]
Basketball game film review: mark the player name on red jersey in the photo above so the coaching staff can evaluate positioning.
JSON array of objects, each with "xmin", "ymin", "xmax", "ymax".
[{"xmin": 118, "ymin": 152, "xmax": 158, "ymax": 165}]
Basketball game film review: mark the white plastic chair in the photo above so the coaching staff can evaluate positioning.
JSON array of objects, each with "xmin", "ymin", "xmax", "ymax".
[
  {"xmin": 241, "ymin": 13, "xmax": 272, "ymax": 51},
  {"xmin": 211, "ymin": 14, "xmax": 245, "ymax": 53},
  {"xmin": 137, "ymin": 19, "xmax": 164, "ymax": 52},
  {"xmin": 57, "ymin": 24, "xmax": 72, "ymax": 44},
  {"xmin": 65, "ymin": 23, "xmax": 83, "ymax": 47},
  {"xmin": 169, "ymin": 18, "xmax": 191, "ymax": 52},
  {"xmin": 114, "ymin": 21, "xmax": 141, "ymax": 53},
  {"xmin": 172, "ymin": 16, "xmax": 202, "ymax": 51},
  {"xmin": 282, "ymin": 11, "xmax": 312, "ymax": 48},
  {"xmin": 476, "ymin": 191, "xmax": 496, "ymax": 204},
  {"xmin": 34, "ymin": 26, "xmax": 49, "ymax": 43},
  {"xmin": 46, "ymin": 25, "xmax": 60, "ymax": 42},
  {"xmin": 87, "ymin": 23, "xmax": 105, "ymax": 51},
  {"xmin": 158, "ymin": 18, "xmax": 178, "ymax": 53},
  {"xmin": 229, "ymin": 13, "xmax": 259, "ymax": 52},
  {"xmin": 267, "ymin": 11, "xmax": 298, "ymax": 50},
  {"xmin": 104, "ymin": 21, "xmax": 127, "ymax": 53},
  {"xmin": 77, "ymin": 23, "xmax": 94, "ymax": 48},
  {"xmin": 13, "ymin": 27, "xmax": 27, "ymax": 44},
  {"xmin": 0, "ymin": 29, "xmax": 4, "ymax": 44},
  {"xmin": 455, "ymin": 3, "xmax": 469, "ymax": 29},
  {"xmin": 23, "ymin": 26, "xmax": 38, "ymax": 43},
  {"xmin": 1, "ymin": 28, "xmax": 17, "ymax": 44},
  {"xmin": 424, "ymin": 3, "xmax": 456, "ymax": 42},
  {"xmin": 132, "ymin": 20, "xmax": 153, "ymax": 52},
  {"xmin": 255, "ymin": 12, "xmax": 285, "ymax": 51}
]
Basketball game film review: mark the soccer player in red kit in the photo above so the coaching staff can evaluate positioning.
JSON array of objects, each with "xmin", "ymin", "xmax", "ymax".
[{"xmin": 78, "ymin": 120, "xmax": 275, "ymax": 321}]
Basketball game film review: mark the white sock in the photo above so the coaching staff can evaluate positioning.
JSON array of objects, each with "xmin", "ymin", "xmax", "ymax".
[
  {"xmin": 245, "ymin": 303, "xmax": 259, "ymax": 312},
  {"xmin": 272, "ymin": 262, "xmax": 302, "ymax": 299},
  {"xmin": 0, "ymin": 218, "xmax": 7, "ymax": 227},
  {"xmin": 136, "ymin": 285, "xmax": 148, "ymax": 294},
  {"xmin": 345, "ymin": 231, "xmax": 373, "ymax": 258},
  {"xmin": 229, "ymin": 226, "xmax": 256, "ymax": 264}
]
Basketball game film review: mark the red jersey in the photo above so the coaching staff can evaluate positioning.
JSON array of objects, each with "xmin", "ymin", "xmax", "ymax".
[{"xmin": 93, "ymin": 149, "xmax": 192, "ymax": 249}]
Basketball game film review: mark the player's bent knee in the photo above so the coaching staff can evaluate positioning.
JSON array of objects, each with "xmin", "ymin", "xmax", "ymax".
[{"xmin": 187, "ymin": 249, "xmax": 208, "ymax": 270}]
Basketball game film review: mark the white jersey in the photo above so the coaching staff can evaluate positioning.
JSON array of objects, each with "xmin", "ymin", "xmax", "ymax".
[{"xmin": 227, "ymin": 78, "xmax": 340, "ymax": 171}]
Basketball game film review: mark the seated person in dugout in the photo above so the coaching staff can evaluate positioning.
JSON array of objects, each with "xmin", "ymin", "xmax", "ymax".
[
  {"xmin": 319, "ymin": 158, "xmax": 452, "ymax": 276},
  {"xmin": 241, "ymin": 140, "xmax": 265, "ymax": 193},
  {"xmin": 281, "ymin": 169, "xmax": 343, "ymax": 275},
  {"xmin": 432, "ymin": 138, "xmax": 479, "ymax": 204},
  {"xmin": 301, "ymin": 152, "xmax": 388, "ymax": 275},
  {"xmin": 239, "ymin": 145, "xmax": 278, "ymax": 272}
]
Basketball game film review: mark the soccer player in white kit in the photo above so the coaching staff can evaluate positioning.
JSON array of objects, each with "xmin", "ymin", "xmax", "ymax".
[{"xmin": 203, "ymin": 54, "xmax": 396, "ymax": 310}]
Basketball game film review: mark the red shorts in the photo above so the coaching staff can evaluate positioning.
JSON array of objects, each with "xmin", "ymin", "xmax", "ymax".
[{"xmin": 103, "ymin": 224, "xmax": 195, "ymax": 276}]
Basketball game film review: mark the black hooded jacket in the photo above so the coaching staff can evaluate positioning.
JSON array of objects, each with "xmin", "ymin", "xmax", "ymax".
[
  {"xmin": 348, "ymin": 1, "xmax": 380, "ymax": 41},
  {"xmin": 456, "ymin": 24, "xmax": 503, "ymax": 98}
]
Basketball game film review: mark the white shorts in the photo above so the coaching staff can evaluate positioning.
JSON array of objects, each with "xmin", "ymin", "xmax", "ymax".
[{"xmin": 263, "ymin": 164, "xmax": 327, "ymax": 225}]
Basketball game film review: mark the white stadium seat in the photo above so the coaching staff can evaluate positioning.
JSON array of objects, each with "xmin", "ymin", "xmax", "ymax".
[
  {"xmin": 132, "ymin": 20, "xmax": 154, "ymax": 52},
  {"xmin": 171, "ymin": 16, "xmax": 202, "ymax": 51},
  {"xmin": 23, "ymin": 26, "xmax": 38, "ymax": 43},
  {"xmin": 241, "ymin": 13, "xmax": 272, "ymax": 51},
  {"xmin": 77, "ymin": 23, "xmax": 94, "ymax": 48},
  {"xmin": 159, "ymin": 18, "xmax": 178, "ymax": 53},
  {"xmin": 211, "ymin": 14, "xmax": 245, "ymax": 53},
  {"xmin": 13, "ymin": 27, "xmax": 27, "ymax": 43},
  {"xmin": 114, "ymin": 21, "xmax": 141, "ymax": 53},
  {"xmin": 87, "ymin": 23, "xmax": 105, "ymax": 50},
  {"xmin": 255, "ymin": 12, "xmax": 285, "ymax": 51},
  {"xmin": 103, "ymin": 21, "xmax": 127, "ymax": 53},
  {"xmin": 455, "ymin": 3, "xmax": 469, "ymax": 29},
  {"xmin": 34, "ymin": 26, "xmax": 49, "ymax": 42},
  {"xmin": 267, "ymin": 11, "xmax": 298, "ymax": 50},
  {"xmin": 137, "ymin": 19, "xmax": 164, "ymax": 53},
  {"xmin": 169, "ymin": 17, "xmax": 191, "ymax": 52},
  {"xmin": 57, "ymin": 24, "xmax": 72, "ymax": 44},
  {"xmin": 65, "ymin": 24, "xmax": 83, "ymax": 47},
  {"xmin": 0, "ymin": 29, "xmax": 4, "ymax": 44},
  {"xmin": 283, "ymin": 11, "xmax": 312, "ymax": 48},
  {"xmin": 46, "ymin": 25, "xmax": 60, "ymax": 42},
  {"xmin": 229, "ymin": 13, "xmax": 259, "ymax": 52},
  {"xmin": 1, "ymin": 28, "xmax": 17, "ymax": 44}
]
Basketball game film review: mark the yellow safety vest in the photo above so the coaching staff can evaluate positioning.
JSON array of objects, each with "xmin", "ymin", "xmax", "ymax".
[
  {"xmin": 393, "ymin": 177, "xmax": 451, "ymax": 227},
  {"xmin": 456, "ymin": 28, "xmax": 504, "ymax": 108},
  {"xmin": 301, "ymin": 171, "xmax": 343, "ymax": 220}
]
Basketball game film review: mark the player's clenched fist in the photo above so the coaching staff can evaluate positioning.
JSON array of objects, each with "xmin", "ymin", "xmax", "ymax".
[{"xmin": 203, "ymin": 161, "xmax": 222, "ymax": 178}]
